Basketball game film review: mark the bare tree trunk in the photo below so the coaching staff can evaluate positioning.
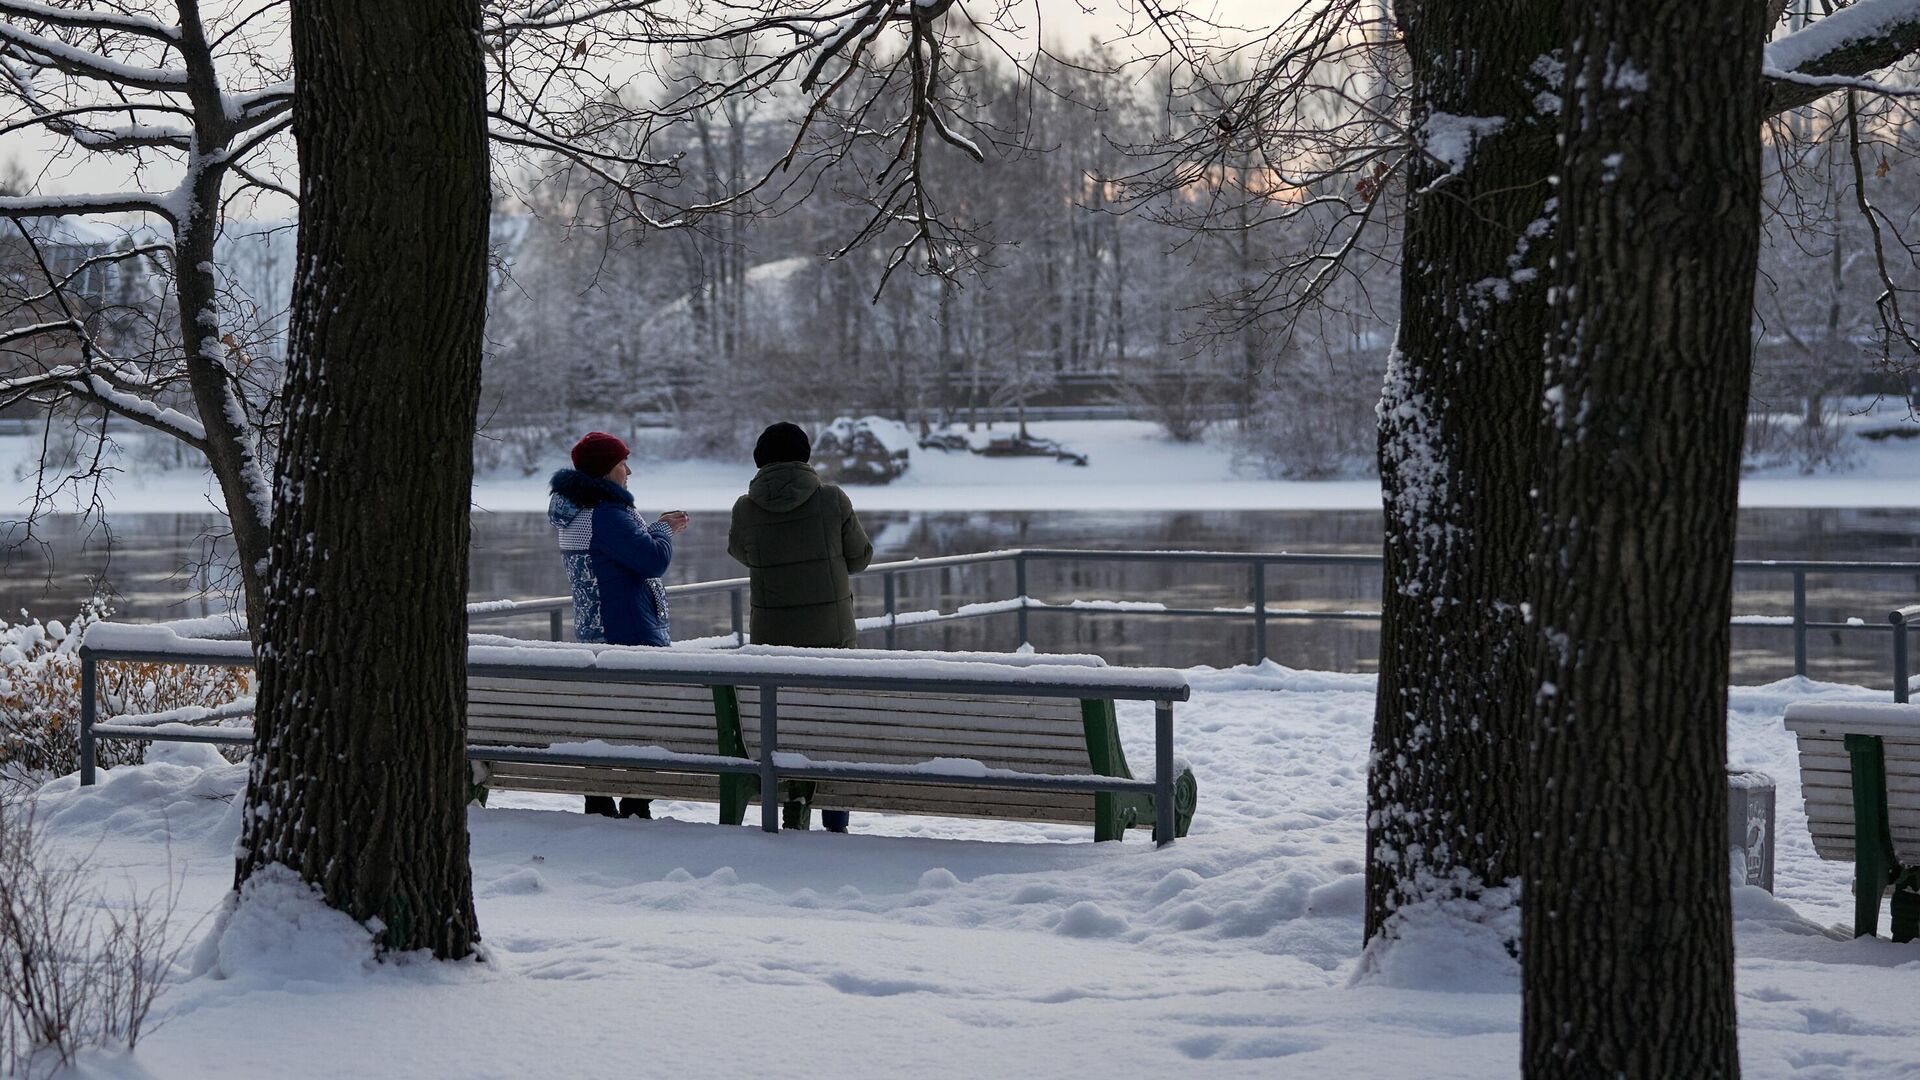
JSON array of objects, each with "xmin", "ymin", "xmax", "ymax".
[
  {"xmin": 1522, "ymin": 0, "xmax": 1764, "ymax": 1072},
  {"xmin": 1365, "ymin": 0, "xmax": 1560, "ymax": 947},
  {"xmin": 239, "ymin": 0, "xmax": 489, "ymax": 959},
  {"xmin": 181, "ymin": 0, "xmax": 275, "ymax": 635}
]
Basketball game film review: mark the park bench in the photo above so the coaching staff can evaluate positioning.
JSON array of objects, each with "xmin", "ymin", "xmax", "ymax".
[
  {"xmin": 1783, "ymin": 700, "xmax": 1920, "ymax": 941},
  {"xmin": 78, "ymin": 623, "xmax": 1198, "ymax": 844}
]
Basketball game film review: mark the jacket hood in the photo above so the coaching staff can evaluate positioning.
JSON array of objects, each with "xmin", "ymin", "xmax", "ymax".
[
  {"xmin": 747, "ymin": 461, "xmax": 822, "ymax": 514},
  {"xmin": 549, "ymin": 468, "xmax": 633, "ymax": 527}
]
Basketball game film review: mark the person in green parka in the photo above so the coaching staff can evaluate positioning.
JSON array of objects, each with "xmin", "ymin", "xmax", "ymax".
[
  {"xmin": 728, "ymin": 422, "xmax": 875, "ymax": 649},
  {"xmin": 729, "ymin": 422, "xmax": 874, "ymax": 832}
]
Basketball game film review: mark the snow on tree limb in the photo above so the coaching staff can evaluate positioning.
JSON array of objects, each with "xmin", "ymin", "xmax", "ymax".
[
  {"xmin": 0, "ymin": 366, "xmax": 209, "ymax": 446},
  {"xmin": 0, "ymin": 0, "xmax": 180, "ymax": 43},
  {"xmin": 0, "ymin": 19, "xmax": 188, "ymax": 91},
  {"xmin": 1764, "ymin": 0, "xmax": 1920, "ymax": 114},
  {"xmin": 0, "ymin": 191, "xmax": 177, "ymax": 221}
]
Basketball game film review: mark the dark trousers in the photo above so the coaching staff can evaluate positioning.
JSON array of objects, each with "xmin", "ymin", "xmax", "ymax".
[
  {"xmin": 584, "ymin": 795, "xmax": 651, "ymax": 819},
  {"xmin": 821, "ymin": 810, "xmax": 849, "ymax": 832}
]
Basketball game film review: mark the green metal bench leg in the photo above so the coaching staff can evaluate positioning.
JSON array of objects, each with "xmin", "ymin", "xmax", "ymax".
[
  {"xmin": 719, "ymin": 776, "xmax": 754, "ymax": 827},
  {"xmin": 1080, "ymin": 700, "xmax": 1198, "ymax": 842},
  {"xmin": 1094, "ymin": 792, "xmax": 1137, "ymax": 843},
  {"xmin": 714, "ymin": 686, "xmax": 753, "ymax": 826},
  {"xmin": 1857, "ymin": 848, "xmax": 1891, "ymax": 940},
  {"xmin": 1847, "ymin": 734, "xmax": 1898, "ymax": 938},
  {"xmin": 1083, "ymin": 700, "xmax": 1134, "ymax": 842}
]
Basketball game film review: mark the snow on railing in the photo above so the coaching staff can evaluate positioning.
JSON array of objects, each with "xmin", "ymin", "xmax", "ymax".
[
  {"xmin": 80, "ymin": 620, "xmax": 1189, "ymax": 697},
  {"xmin": 105, "ymin": 698, "xmax": 255, "ymax": 728}
]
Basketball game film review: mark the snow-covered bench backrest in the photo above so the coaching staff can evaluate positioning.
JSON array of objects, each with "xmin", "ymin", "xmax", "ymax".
[{"xmin": 1783, "ymin": 701, "xmax": 1920, "ymax": 864}]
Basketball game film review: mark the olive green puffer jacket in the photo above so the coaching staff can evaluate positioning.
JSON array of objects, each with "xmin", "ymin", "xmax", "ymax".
[{"xmin": 727, "ymin": 462, "xmax": 875, "ymax": 648}]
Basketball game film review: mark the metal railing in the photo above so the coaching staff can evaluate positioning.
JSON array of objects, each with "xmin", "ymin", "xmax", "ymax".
[
  {"xmin": 1896, "ymin": 604, "xmax": 1918, "ymax": 704},
  {"xmin": 469, "ymin": 548, "xmax": 1920, "ymax": 693}
]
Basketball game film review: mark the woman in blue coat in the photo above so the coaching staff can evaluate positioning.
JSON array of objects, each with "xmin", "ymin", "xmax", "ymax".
[{"xmin": 549, "ymin": 431, "xmax": 688, "ymax": 816}]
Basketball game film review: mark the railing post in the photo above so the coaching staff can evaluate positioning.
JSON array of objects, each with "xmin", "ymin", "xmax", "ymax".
[
  {"xmin": 549, "ymin": 609, "xmax": 563, "ymax": 642},
  {"xmin": 79, "ymin": 646, "xmax": 97, "ymax": 786},
  {"xmin": 759, "ymin": 684, "xmax": 780, "ymax": 832},
  {"xmin": 1153, "ymin": 700, "xmax": 1175, "ymax": 847},
  {"xmin": 884, "ymin": 571, "xmax": 898, "ymax": 650},
  {"xmin": 1895, "ymin": 610, "xmax": 1911, "ymax": 705},
  {"xmin": 1014, "ymin": 553, "xmax": 1030, "ymax": 650},
  {"xmin": 731, "ymin": 587, "xmax": 745, "ymax": 647},
  {"xmin": 1793, "ymin": 571, "xmax": 1807, "ymax": 678},
  {"xmin": 1252, "ymin": 560, "xmax": 1268, "ymax": 666}
]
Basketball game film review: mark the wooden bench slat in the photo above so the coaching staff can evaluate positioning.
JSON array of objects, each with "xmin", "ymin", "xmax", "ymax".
[
  {"xmin": 1802, "ymin": 783, "xmax": 1920, "ymax": 813},
  {"xmin": 471, "ymin": 736, "xmax": 719, "ymax": 757},
  {"xmin": 806, "ymin": 787, "xmax": 1090, "ymax": 818},
  {"xmin": 468, "ymin": 717, "xmax": 719, "ymax": 741},
  {"xmin": 735, "ymin": 689, "xmax": 1085, "ymax": 721},
  {"xmin": 484, "ymin": 766, "xmax": 725, "ymax": 800},
  {"xmin": 1797, "ymin": 751, "xmax": 1920, "ymax": 778},
  {"xmin": 761, "ymin": 741, "xmax": 1090, "ymax": 773},
  {"xmin": 468, "ymin": 707, "xmax": 721, "ymax": 730},
  {"xmin": 747, "ymin": 719, "xmax": 1089, "ymax": 753},
  {"xmin": 470, "ymin": 678, "xmax": 719, "ymax": 701},
  {"xmin": 474, "ymin": 695, "xmax": 1093, "ymax": 741},
  {"xmin": 471, "ymin": 715, "xmax": 1093, "ymax": 766},
  {"xmin": 1800, "ymin": 768, "xmax": 1920, "ymax": 794},
  {"xmin": 470, "ymin": 700, "xmax": 719, "ymax": 722},
  {"xmin": 1797, "ymin": 822, "xmax": 1920, "ymax": 857},
  {"xmin": 1805, "ymin": 806, "xmax": 1920, "ymax": 831},
  {"xmin": 737, "ymin": 703, "xmax": 1088, "ymax": 736},
  {"xmin": 1795, "ymin": 734, "xmax": 1920, "ymax": 756},
  {"xmin": 470, "ymin": 691, "xmax": 723, "ymax": 715},
  {"xmin": 1804, "ymin": 823, "xmax": 1920, "ymax": 861},
  {"xmin": 809, "ymin": 777, "xmax": 1088, "ymax": 804}
]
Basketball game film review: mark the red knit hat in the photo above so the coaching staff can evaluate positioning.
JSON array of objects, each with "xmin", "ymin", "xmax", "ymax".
[{"xmin": 570, "ymin": 431, "xmax": 629, "ymax": 477}]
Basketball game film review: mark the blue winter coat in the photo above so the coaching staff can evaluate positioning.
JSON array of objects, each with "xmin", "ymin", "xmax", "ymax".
[{"xmin": 548, "ymin": 469, "xmax": 675, "ymax": 647}]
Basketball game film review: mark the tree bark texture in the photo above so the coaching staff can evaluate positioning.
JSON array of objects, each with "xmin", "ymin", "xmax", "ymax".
[
  {"xmin": 1522, "ymin": 1, "xmax": 1764, "ymax": 1073},
  {"xmin": 1365, "ymin": 0, "xmax": 1561, "ymax": 944},
  {"xmin": 239, "ymin": 0, "xmax": 489, "ymax": 959}
]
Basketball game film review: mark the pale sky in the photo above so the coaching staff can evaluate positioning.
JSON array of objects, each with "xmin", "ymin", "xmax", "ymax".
[{"xmin": 3, "ymin": 0, "xmax": 1281, "ymax": 206}]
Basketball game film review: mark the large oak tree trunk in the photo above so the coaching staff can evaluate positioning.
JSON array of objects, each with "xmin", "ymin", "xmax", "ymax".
[
  {"xmin": 1522, "ymin": 0, "xmax": 1764, "ymax": 1072},
  {"xmin": 238, "ymin": 0, "xmax": 489, "ymax": 958},
  {"xmin": 1365, "ymin": 0, "xmax": 1560, "ymax": 946}
]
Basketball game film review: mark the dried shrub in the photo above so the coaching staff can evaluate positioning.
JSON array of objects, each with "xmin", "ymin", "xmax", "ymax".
[
  {"xmin": 1742, "ymin": 406, "xmax": 1862, "ymax": 474},
  {"xmin": 0, "ymin": 797, "xmax": 179, "ymax": 1077},
  {"xmin": 0, "ymin": 603, "xmax": 250, "ymax": 790}
]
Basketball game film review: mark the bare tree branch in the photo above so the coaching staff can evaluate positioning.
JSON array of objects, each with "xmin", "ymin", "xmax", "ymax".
[{"xmin": 1765, "ymin": 0, "xmax": 1920, "ymax": 115}]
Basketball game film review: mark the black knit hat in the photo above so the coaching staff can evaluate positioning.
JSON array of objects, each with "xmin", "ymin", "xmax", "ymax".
[{"xmin": 753, "ymin": 422, "xmax": 812, "ymax": 467}]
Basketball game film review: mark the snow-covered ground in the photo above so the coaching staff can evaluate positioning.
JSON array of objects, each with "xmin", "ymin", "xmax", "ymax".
[
  {"xmin": 29, "ymin": 668, "xmax": 1920, "ymax": 1079},
  {"xmin": 8, "ymin": 410, "xmax": 1920, "ymax": 516}
]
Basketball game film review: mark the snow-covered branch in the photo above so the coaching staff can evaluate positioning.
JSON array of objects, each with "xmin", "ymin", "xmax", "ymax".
[
  {"xmin": 0, "ymin": 20, "xmax": 187, "ymax": 92},
  {"xmin": 0, "ymin": 0, "xmax": 180, "ymax": 43},
  {"xmin": 488, "ymin": 0, "xmax": 667, "ymax": 34},
  {"xmin": 0, "ymin": 192, "xmax": 176, "ymax": 220},
  {"xmin": 0, "ymin": 100, "xmax": 191, "ymax": 139},
  {"xmin": 0, "ymin": 365, "xmax": 208, "ymax": 446},
  {"xmin": 1765, "ymin": 0, "xmax": 1920, "ymax": 115}
]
